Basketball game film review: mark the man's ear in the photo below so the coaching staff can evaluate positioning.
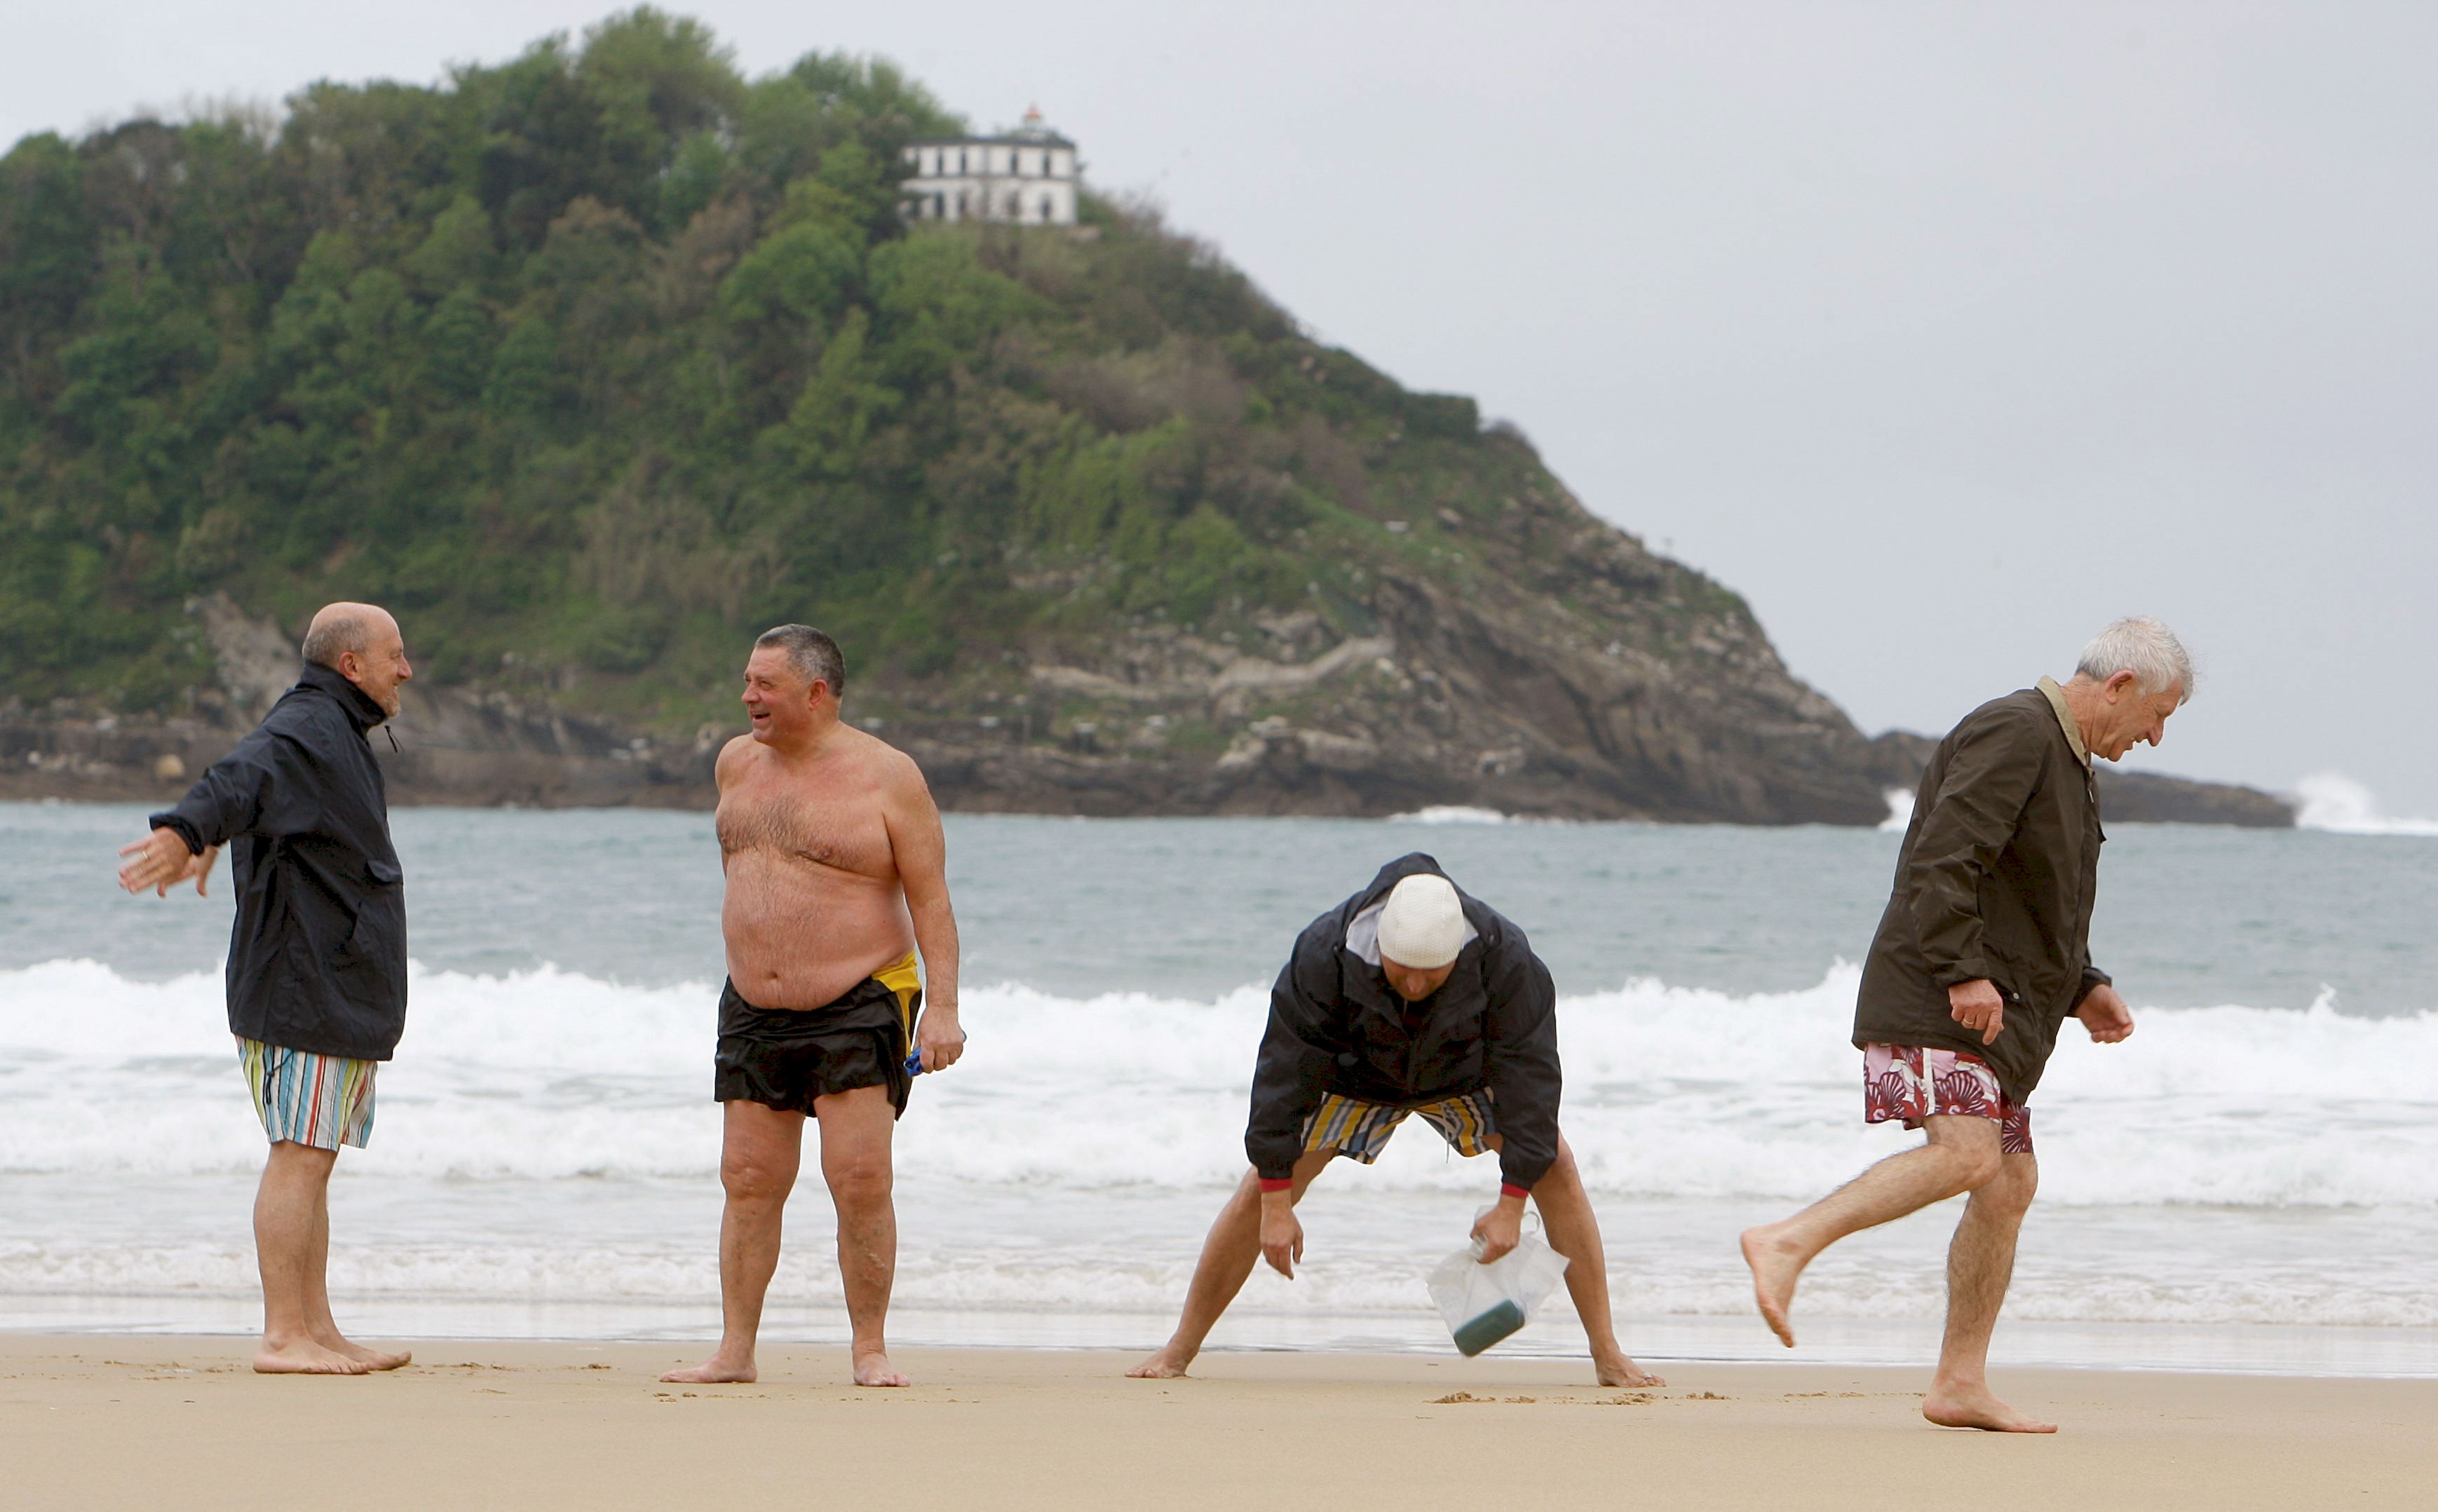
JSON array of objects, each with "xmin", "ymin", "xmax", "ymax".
[{"xmin": 2104, "ymin": 669, "xmax": 2140, "ymax": 700}]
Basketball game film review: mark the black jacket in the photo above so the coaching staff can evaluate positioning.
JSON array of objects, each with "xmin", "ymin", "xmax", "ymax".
[
  {"xmin": 1245, "ymin": 854, "xmax": 1563, "ymax": 1192},
  {"xmin": 151, "ymin": 663, "xmax": 409, "ymax": 1061},
  {"xmin": 1853, "ymin": 687, "xmax": 2109, "ymax": 1103}
]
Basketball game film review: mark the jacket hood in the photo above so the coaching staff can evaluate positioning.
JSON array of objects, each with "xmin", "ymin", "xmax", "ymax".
[
  {"xmin": 1351, "ymin": 852, "xmax": 1454, "ymax": 913},
  {"xmin": 295, "ymin": 661, "xmax": 391, "ymax": 733}
]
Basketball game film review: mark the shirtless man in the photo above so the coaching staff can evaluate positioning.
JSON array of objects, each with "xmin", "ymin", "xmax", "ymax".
[{"xmin": 663, "ymin": 625, "xmax": 964, "ymax": 1389}]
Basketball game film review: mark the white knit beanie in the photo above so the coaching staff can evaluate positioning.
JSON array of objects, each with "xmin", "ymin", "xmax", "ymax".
[{"xmin": 1377, "ymin": 874, "xmax": 1467, "ymax": 969}]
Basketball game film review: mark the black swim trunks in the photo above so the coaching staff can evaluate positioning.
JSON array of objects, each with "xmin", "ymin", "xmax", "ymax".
[{"xmin": 712, "ymin": 966, "xmax": 919, "ymax": 1118}]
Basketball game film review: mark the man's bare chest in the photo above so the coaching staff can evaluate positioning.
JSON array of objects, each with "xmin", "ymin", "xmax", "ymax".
[{"xmin": 717, "ymin": 778, "xmax": 893, "ymax": 879}]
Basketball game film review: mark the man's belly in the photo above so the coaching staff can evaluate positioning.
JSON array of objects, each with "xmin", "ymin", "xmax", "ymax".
[{"xmin": 721, "ymin": 857, "xmax": 914, "ymax": 1010}]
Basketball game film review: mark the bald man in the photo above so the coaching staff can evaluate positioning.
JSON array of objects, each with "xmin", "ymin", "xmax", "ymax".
[{"xmin": 117, "ymin": 603, "xmax": 416, "ymax": 1375}]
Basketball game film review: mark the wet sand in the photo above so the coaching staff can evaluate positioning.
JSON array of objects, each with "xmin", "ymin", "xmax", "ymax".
[{"xmin": 2, "ymin": 1335, "xmax": 2430, "ymax": 1510}]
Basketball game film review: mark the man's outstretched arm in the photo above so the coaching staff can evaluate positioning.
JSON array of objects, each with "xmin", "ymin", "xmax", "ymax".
[{"xmin": 118, "ymin": 730, "xmax": 282, "ymax": 896}]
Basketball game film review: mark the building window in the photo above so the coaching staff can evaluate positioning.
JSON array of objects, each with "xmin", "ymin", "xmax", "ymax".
[{"xmin": 1041, "ymin": 193, "xmax": 1054, "ymax": 220}]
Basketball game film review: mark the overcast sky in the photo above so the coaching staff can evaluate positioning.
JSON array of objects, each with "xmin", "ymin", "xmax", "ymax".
[{"xmin": 9, "ymin": 1, "xmax": 2432, "ymax": 814}]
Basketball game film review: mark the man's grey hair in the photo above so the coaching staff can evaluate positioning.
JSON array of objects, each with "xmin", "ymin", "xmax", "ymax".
[
  {"xmin": 2075, "ymin": 615, "xmax": 2195, "ymax": 702},
  {"xmin": 301, "ymin": 611, "xmax": 372, "ymax": 671},
  {"xmin": 754, "ymin": 624, "xmax": 846, "ymax": 697}
]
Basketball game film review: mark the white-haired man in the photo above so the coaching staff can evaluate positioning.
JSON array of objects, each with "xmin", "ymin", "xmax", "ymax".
[
  {"xmin": 1130, "ymin": 853, "xmax": 1665, "ymax": 1386},
  {"xmin": 1740, "ymin": 615, "xmax": 2193, "ymax": 1432}
]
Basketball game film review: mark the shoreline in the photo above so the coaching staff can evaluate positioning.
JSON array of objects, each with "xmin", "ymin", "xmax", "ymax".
[
  {"xmin": 4, "ymin": 1334, "xmax": 2429, "ymax": 1509},
  {"xmin": 8, "ymin": 1306, "xmax": 2434, "ymax": 1382}
]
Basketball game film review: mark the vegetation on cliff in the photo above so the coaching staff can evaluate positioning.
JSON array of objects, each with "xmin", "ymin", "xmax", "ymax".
[{"xmin": 1, "ymin": 9, "xmax": 1618, "ymax": 723}]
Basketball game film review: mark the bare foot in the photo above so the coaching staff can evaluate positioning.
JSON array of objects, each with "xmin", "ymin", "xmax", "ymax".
[
  {"xmin": 1740, "ymin": 1224, "xmax": 1805, "ymax": 1348},
  {"xmin": 661, "ymin": 1356, "xmax": 756, "ymax": 1384},
  {"xmin": 1924, "ymin": 1384, "xmax": 2058, "ymax": 1433},
  {"xmin": 1595, "ymin": 1356, "xmax": 1665, "ymax": 1389},
  {"xmin": 255, "ymin": 1338, "xmax": 372, "ymax": 1375},
  {"xmin": 325, "ymin": 1335, "xmax": 412, "ymax": 1371},
  {"xmin": 1126, "ymin": 1347, "xmax": 1192, "ymax": 1380},
  {"xmin": 852, "ymin": 1350, "xmax": 909, "ymax": 1388}
]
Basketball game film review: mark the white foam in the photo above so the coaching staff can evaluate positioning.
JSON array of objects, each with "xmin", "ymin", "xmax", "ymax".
[
  {"xmin": 1388, "ymin": 805, "xmax": 1510, "ymax": 825},
  {"xmin": 1878, "ymin": 788, "xmax": 1914, "ymax": 831},
  {"xmin": 6, "ymin": 958, "xmax": 2437, "ymax": 1332},
  {"xmin": 4, "ymin": 958, "xmax": 2433, "ymax": 1208},
  {"xmin": 2295, "ymin": 772, "xmax": 2438, "ymax": 836}
]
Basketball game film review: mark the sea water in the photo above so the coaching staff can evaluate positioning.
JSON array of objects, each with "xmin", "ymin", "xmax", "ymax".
[{"xmin": 3, "ymin": 801, "xmax": 2433, "ymax": 1375}]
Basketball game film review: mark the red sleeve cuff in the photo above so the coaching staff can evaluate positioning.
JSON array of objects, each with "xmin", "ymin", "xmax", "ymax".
[
  {"xmin": 1258, "ymin": 1177, "xmax": 1294, "ymax": 1193},
  {"xmin": 1500, "ymin": 1183, "xmax": 1530, "ymax": 1199}
]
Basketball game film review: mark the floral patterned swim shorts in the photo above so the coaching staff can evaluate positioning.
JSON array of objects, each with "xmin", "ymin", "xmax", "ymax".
[{"xmin": 1862, "ymin": 1043, "xmax": 2032, "ymax": 1155}]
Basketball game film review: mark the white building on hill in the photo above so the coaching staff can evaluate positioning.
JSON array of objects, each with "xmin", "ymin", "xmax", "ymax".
[{"xmin": 902, "ymin": 106, "xmax": 1079, "ymax": 226}]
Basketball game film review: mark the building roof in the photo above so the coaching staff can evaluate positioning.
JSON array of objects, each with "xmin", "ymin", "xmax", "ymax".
[{"xmin": 907, "ymin": 104, "xmax": 1076, "ymax": 149}]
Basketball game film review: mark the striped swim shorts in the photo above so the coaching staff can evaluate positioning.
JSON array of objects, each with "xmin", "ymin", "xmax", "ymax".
[
  {"xmin": 1303, "ymin": 1088, "xmax": 1497, "ymax": 1164},
  {"xmin": 236, "ymin": 1037, "xmax": 378, "ymax": 1150}
]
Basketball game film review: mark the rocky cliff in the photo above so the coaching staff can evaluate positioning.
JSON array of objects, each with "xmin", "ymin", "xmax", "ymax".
[{"xmin": 2, "ymin": 581, "xmax": 2294, "ymax": 829}]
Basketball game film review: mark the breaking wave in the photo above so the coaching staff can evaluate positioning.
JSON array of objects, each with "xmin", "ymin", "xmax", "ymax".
[{"xmin": 2295, "ymin": 773, "xmax": 2438, "ymax": 837}]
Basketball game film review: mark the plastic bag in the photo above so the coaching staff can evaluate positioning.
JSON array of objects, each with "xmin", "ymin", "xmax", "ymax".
[{"xmin": 1426, "ymin": 1208, "xmax": 1571, "ymax": 1357}]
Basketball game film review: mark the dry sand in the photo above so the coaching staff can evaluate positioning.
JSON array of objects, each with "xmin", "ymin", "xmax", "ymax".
[{"xmin": 2, "ymin": 1335, "xmax": 2430, "ymax": 1510}]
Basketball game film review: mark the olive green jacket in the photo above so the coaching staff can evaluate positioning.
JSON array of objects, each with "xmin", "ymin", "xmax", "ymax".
[{"xmin": 1852, "ymin": 684, "xmax": 2111, "ymax": 1103}]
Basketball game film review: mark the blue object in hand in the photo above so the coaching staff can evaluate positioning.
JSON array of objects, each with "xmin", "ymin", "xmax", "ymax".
[{"xmin": 904, "ymin": 1051, "xmax": 924, "ymax": 1077}]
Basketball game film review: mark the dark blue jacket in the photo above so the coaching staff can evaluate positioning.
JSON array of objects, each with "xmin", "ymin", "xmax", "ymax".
[
  {"xmin": 152, "ymin": 663, "xmax": 408, "ymax": 1060},
  {"xmin": 1245, "ymin": 854, "xmax": 1562, "ymax": 1191}
]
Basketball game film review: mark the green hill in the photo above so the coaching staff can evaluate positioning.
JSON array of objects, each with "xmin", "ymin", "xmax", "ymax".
[
  {"xmin": 0, "ymin": 11, "xmax": 1467, "ymax": 718},
  {"xmin": 0, "ymin": 11, "xmax": 2292, "ymax": 826}
]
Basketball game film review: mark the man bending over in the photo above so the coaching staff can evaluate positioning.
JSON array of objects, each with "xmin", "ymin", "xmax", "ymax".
[
  {"xmin": 663, "ymin": 625, "xmax": 965, "ymax": 1389},
  {"xmin": 1130, "ymin": 854, "xmax": 1664, "ymax": 1387},
  {"xmin": 1740, "ymin": 615, "xmax": 2192, "ymax": 1431}
]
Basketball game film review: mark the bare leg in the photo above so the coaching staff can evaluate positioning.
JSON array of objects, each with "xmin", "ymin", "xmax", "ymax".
[
  {"xmin": 1923, "ymin": 1151, "xmax": 2052, "ymax": 1432},
  {"xmin": 253, "ymin": 1142, "xmax": 366, "ymax": 1375},
  {"xmin": 1127, "ymin": 1147, "xmax": 1336, "ymax": 1378},
  {"xmin": 299, "ymin": 1191, "xmax": 409, "ymax": 1370},
  {"xmin": 811, "ymin": 1085, "xmax": 905, "ymax": 1387},
  {"xmin": 1522, "ymin": 1134, "xmax": 1665, "ymax": 1387},
  {"xmin": 1739, "ymin": 1116, "xmax": 2001, "ymax": 1347},
  {"xmin": 662, "ymin": 1101, "xmax": 804, "ymax": 1384}
]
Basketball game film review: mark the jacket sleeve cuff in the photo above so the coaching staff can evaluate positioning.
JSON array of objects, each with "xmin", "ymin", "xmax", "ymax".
[
  {"xmin": 1497, "ymin": 1158, "xmax": 1552, "ymax": 1192},
  {"xmin": 1932, "ymin": 957, "xmax": 1993, "ymax": 988},
  {"xmin": 1499, "ymin": 1182, "xmax": 1529, "ymax": 1200},
  {"xmin": 148, "ymin": 813, "xmax": 205, "ymax": 854},
  {"xmin": 1257, "ymin": 1176, "xmax": 1294, "ymax": 1193}
]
